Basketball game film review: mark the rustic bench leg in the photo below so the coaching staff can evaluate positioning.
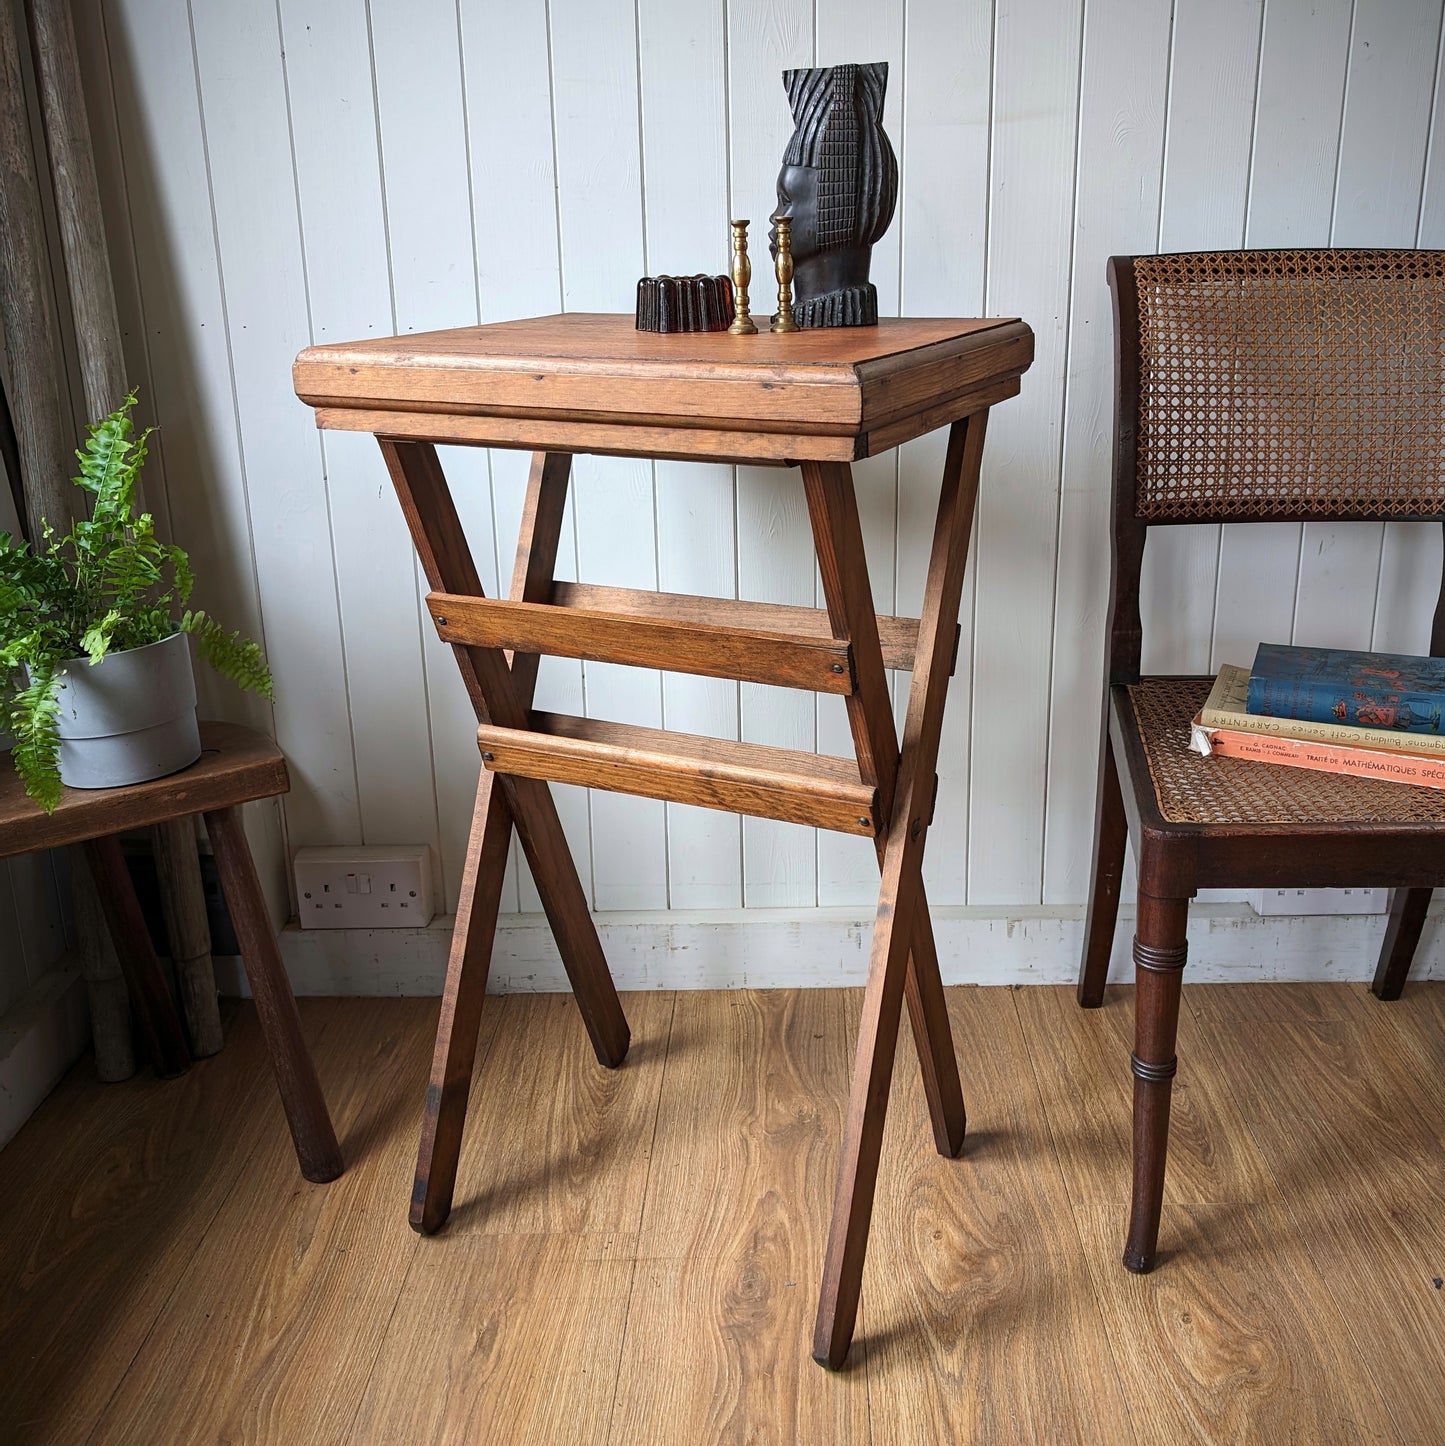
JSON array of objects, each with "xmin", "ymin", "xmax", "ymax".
[
  {"xmin": 204, "ymin": 806, "xmax": 342, "ymax": 1184},
  {"xmin": 806, "ymin": 413, "xmax": 987, "ymax": 1369},
  {"xmin": 1123, "ymin": 889, "xmax": 1188, "ymax": 1273},
  {"xmin": 81, "ymin": 833, "xmax": 191, "ymax": 1078}
]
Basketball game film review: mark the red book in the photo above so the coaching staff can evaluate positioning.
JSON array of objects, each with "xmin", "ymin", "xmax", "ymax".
[{"xmin": 1189, "ymin": 714, "xmax": 1445, "ymax": 791}]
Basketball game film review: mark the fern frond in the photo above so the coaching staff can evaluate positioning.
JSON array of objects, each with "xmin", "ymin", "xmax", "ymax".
[
  {"xmin": 181, "ymin": 611, "xmax": 274, "ymax": 701},
  {"xmin": 81, "ymin": 609, "xmax": 123, "ymax": 664},
  {"xmin": 74, "ymin": 391, "xmax": 151, "ymax": 527},
  {"xmin": 9, "ymin": 668, "xmax": 63, "ymax": 813}
]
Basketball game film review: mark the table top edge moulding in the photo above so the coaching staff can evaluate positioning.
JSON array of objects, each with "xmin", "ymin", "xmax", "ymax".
[{"xmin": 293, "ymin": 313, "xmax": 1034, "ymax": 464}]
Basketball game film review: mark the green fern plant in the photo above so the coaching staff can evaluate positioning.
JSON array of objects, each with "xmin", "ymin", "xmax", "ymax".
[{"xmin": 1, "ymin": 393, "xmax": 272, "ymax": 811}]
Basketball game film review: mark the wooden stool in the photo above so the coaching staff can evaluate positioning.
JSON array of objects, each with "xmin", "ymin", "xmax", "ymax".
[
  {"xmin": 0, "ymin": 722, "xmax": 342, "ymax": 1183},
  {"xmin": 295, "ymin": 314, "xmax": 1033, "ymax": 1366}
]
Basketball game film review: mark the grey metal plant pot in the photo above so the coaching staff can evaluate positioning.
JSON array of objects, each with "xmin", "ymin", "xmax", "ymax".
[{"xmin": 51, "ymin": 632, "xmax": 201, "ymax": 789}]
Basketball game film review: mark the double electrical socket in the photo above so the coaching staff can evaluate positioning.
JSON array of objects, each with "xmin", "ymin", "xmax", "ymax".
[
  {"xmin": 1248, "ymin": 887, "xmax": 1390, "ymax": 917},
  {"xmin": 293, "ymin": 846, "xmax": 435, "ymax": 929}
]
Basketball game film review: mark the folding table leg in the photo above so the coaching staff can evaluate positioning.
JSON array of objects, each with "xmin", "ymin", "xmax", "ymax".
[
  {"xmin": 802, "ymin": 444, "xmax": 972, "ymax": 1163},
  {"xmin": 379, "ymin": 440, "xmax": 628, "ymax": 1066},
  {"xmin": 411, "ymin": 769, "xmax": 514, "ymax": 1232},
  {"xmin": 905, "ymin": 905, "xmax": 967, "ymax": 1157},
  {"xmin": 385, "ymin": 444, "xmax": 629, "ymax": 1230},
  {"xmin": 807, "ymin": 412, "xmax": 988, "ymax": 1369}
]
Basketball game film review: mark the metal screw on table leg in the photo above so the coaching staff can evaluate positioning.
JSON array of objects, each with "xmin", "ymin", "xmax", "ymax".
[{"xmin": 482, "ymin": 752, "xmax": 494, "ymax": 761}]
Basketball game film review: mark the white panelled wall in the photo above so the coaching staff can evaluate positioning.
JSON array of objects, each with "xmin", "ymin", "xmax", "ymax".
[{"xmin": 37, "ymin": 0, "xmax": 1445, "ymax": 992}]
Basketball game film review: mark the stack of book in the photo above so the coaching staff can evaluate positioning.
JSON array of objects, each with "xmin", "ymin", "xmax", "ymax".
[{"xmin": 1189, "ymin": 644, "xmax": 1445, "ymax": 791}]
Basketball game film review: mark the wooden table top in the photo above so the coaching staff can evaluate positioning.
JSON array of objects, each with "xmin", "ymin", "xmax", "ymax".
[
  {"xmin": 0, "ymin": 722, "xmax": 288, "ymax": 856},
  {"xmin": 294, "ymin": 313, "xmax": 1034, "ymax": 465}
]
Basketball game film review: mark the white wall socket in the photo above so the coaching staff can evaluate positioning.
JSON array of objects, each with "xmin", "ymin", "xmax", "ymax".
[
  {"xmin": 1248, "ymin": 887, "xmax": 1391, "ymax": 917},
  {"xmin": 294, "ymin": 846, "xmax": 435, "ymax": 929}
]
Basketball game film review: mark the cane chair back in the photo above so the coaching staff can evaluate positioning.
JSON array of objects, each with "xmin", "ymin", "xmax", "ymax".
[{"xmin": 1108, "ymin": 249, "xmax": 1445, "ymax": 686}]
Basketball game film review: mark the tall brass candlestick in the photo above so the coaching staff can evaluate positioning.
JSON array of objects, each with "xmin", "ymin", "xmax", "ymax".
[
  {"xmin": 728, "ymin": 219, "xmax": 758, "ymax": 335},
  {"xmin": 771, "ymin": 216, "xmax": 799, "ymax": 333}
]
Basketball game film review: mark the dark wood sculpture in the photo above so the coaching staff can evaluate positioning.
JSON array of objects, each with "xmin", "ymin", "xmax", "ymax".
[
  {"xmin": 771, "ymin": 63, "xmax": 897, "ymax": 328},
  {"xmin": 635, "ymin": 274, "xmax": 735, "ymax": 333}
]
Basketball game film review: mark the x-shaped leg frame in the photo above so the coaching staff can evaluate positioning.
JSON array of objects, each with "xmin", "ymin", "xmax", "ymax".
[
  {"xmin": 379, "ymin": 415, "xmax": 985, "ymax": 1370},
  {"xmin": 378, "ymin": 442, "xmax": 630, "ymax": 1234},
  {"xmin": 803, "ymin": 413, "xmax": 985, "ymax": 1368}
]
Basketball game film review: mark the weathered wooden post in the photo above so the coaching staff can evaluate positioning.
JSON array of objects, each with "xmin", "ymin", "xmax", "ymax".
[{"xmin": 24, "ymin": 0, "xmax": 223, "ymax": 1058}]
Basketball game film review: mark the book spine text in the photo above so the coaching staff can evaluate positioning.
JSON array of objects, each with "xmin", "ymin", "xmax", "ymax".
[{"xmin": 1202, "ymin": 726, "xmax": 1445, "ymax": 791}]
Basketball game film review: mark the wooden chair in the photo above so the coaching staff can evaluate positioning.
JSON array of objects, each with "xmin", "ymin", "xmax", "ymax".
[
  {"xmin": 1078, "ymin": 248, "xmax": 1445, "ymax": 1273},
  {"xmin": 0, "ymin": 722, "xmax": 343, "ymax": 1183}
]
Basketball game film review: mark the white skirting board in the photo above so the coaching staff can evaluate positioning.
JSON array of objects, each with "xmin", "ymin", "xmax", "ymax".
[
  {"xmin": 0, "ymin": 962, "xmax": 90, "ymax": 1149},
  {"xmin": 210, "ymin": 903, "xmax": 1445, "ymax": 998}
]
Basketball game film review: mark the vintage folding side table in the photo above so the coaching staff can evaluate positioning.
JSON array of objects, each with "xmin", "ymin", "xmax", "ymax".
[{"xmin": 294, "ymin": 313, "xmax": 1033, "ymax": 1367}]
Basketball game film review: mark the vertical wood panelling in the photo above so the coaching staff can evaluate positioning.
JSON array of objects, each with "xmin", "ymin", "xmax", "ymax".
[
  {"xmin": 1042, "ymin": 0, "xmax": 1172, "ymax": 908},
  {"xmin": 637, "ymin": 0, "xmax": 741, "ymax": 910},
  {"xmin": 0, "ymin": 852, "xmax": 67, "ymax": 1006},
  {"xmin": 100, "ymin": 0, "xmax": 270, "ymax": 726},
  {"xmin": 99, "ymin": 0, "xmax": 288, "ymax": 916},
  {"xmin": 369, "ymin": 0, "xmax": 506, "ymax": 915},
  {"xmin": 278, "ymin": 0, "xmax": 443, "ymax": 878},
  {"xmin": 896, "ymin": 0, "xmax": 992, "ymax": 906},
  {"xmin": 460, "ymin": 0, "xmax": 574, "ymax": 916},
  {"xmin": 61, "ymin": 0, "xmax": 1445, "ymax": 945},
  {"xmin": 549, "ymin": 0, "xmax": 666, "ymax": 912},
  {"xmin": 728, "ymin": 0, "xmax": 818, "ymax": 909},
  {"xmin": 186, "ymin": 4, "xmax": 360, "ymax": 853},
  {"xmin": 970, "ymin": 0, "xmax": 1084, "ymax": 904}
]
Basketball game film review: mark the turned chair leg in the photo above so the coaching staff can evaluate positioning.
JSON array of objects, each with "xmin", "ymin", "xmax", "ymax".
[
  {"xmin": 1124, "ymin": 890, "xmax": 1188, "ymax": 1273},
  {"xmin": 1078, "ymin": 728, "xmax": 1128, "ymax": 1008},
  {"xmin": 1372, "ymin": 887, "xmax": 1429, "ymax": 1002}
]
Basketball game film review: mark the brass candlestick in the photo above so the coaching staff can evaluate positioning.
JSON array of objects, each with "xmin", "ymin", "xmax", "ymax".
[
  {"xmin": 771, "ymin": 216, "xmax": 799, "ymax": 333},
  {"xmin": 728, "ymin": 220, "xmax": 758, "ymax": 335}
]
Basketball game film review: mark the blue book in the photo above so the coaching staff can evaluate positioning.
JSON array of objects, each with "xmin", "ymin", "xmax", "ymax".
[{"xmin": 1247, "ymin": 643, "xmax": 1445, "ymax": 735}]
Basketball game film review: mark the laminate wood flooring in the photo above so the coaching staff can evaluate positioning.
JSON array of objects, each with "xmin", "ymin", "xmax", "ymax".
[{"xmin": 1, "ymin": 983, "xmax": 1441, "ymax": 1443}]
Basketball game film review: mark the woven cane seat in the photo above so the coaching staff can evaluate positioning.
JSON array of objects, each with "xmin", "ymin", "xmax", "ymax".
[
  {"xmin": 1132, "ymin": 249, "xmax": 1445, "ymax": 520},
  {"xmin": 1125, "ymin": 677, "xmax": 1445, "ymax": 826}
]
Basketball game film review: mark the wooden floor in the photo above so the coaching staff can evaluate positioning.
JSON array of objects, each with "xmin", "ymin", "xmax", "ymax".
[{"xmin": 1, "ymin": 981, "xmax": 1442, "ymax": 1443}]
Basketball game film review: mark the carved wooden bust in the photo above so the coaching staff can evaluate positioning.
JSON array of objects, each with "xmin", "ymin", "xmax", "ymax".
[{"xmin": 770, "ymin": 63, "xmax": 898, "ymax": 328}]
